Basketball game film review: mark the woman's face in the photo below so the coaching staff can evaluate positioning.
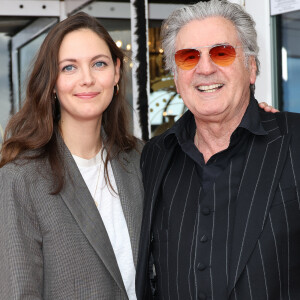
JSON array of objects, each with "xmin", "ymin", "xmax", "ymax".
[{"xmin": 55, "ymin": 28, "xmax": 120, "ymax": 124}]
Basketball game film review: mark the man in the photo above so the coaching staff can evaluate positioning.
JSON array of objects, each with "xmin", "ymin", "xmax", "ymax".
[{"xmin": 136, "ymin": 0, "xmax": 300, "ymax": 299}]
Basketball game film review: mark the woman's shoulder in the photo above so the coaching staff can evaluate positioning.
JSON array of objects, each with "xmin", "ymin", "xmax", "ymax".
[
  {"xmin": 135, "ymin": 138, "xmax": 145, "ymax": 153},
  {"xmin": 0, "ymin": 156, "xmax": 49, "ymax": 183}
]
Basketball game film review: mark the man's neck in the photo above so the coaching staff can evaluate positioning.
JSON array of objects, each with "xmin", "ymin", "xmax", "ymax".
[{"xmin": 194, "ymin": 102, "xmax": 249, "ymax": 163}]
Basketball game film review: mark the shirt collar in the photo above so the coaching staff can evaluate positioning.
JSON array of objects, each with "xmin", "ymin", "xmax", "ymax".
[
  {"xmin": 163, "ymin": 110, "xmax": 194, "ymax": 149},
  {"xmin": 239, "ymin": 94, "xmax": 267, "ymax": 136},
  {"xmin": 163, "ymin": 95, "xmax": 267, "ymax": 149}
]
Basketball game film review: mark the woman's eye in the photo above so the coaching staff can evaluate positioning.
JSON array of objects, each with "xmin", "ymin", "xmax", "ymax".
[
  {"xmin": 94, "ymin": 61, "xmax": 107, "ymax": 68},
  {"xmin": 62, "ymin": 65, "xmax": 75, "ymax": 72}
]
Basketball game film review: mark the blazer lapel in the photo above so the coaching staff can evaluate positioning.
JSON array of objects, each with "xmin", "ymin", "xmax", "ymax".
[
  {"xmin": 110, "ymin": 150, "xmax": 144, "ymax": 267},
  {"xmin": 147, "ymin": 142, "xmax": 177, "ymax": 224},
  {"xmin": 228, "ymin": 114, "xmax": 290, "ymax": 295},
  {"xmin": 137, "ymin": 138, "xmax": 177, "ymax": 290},
  {"xmin": 57, "ymin": 138, "xmax": 126, "ymax": 295}
]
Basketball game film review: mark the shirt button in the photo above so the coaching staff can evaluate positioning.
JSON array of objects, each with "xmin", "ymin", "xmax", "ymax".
[
  {"xmin": 198, "ymin": 292, "xmax": 207, "ymax": 299},
  {"xmin": 202, "ymin": 207, "xmax": 211, "ymax": 215},
  {"xmin": 200, "ymin": 235, "xmax": 208, "ymax": 243},
  {"xmin": 197, "ymin": 262, "xmax": 206, "ymax": 271}
]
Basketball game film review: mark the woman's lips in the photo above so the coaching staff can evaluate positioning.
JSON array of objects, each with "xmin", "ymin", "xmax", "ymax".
[{"xmin": 74, "ymin": 92, "xmax": 100, "ymax": 99}]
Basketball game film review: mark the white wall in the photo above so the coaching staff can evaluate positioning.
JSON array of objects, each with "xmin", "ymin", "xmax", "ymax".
[{"xmin": 230, "ymin": 0, "xmax": 273, "ymax": 105}]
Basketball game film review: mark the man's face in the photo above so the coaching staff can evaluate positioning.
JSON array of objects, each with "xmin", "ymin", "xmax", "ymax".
[{"xmin": 174, "ymin": 17, "xmax": 257, "ymax": 123}]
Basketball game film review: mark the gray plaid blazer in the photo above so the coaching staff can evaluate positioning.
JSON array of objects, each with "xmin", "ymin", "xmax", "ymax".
[{"xmin": 0, "ymin": 137, "xmax": 144, "ymax": 299}]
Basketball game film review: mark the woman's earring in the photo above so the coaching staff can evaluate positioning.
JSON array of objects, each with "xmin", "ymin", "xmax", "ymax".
[
  {"xmin": 114, "ymin": 83, "xmax": 119, "ymax": 96},
  {"xmin": 54, "ymin": 93, "xmax": 58, "ymax": 101}
]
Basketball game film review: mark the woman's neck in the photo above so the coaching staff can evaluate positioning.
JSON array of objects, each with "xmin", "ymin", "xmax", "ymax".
[{"xmin": 60, "ymin": 117, "xmax": 102, "ymax": 159}]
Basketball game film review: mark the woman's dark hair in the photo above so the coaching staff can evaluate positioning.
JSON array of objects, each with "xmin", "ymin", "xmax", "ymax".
[{"xmin": 0, "ymin": 12, "xmax": 137, "ymax": 193}]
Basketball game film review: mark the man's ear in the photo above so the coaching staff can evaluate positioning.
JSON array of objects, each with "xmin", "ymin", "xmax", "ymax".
[
  {"xmin": 249, "ymin": 56, "xmax": 257, "ymax": 85},
  {"xmin": 173, "ymin": 70, "xmax": 180, "ymax": 94}
]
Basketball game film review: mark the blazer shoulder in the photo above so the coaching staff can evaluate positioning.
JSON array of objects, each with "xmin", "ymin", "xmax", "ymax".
[
  {"xmin": 0, "ymin": 159, "xmax": 46, "ymax": 219},
  {"xmin": 142, "ymin": 129, "xmax": 171, "ymax": 153},
  {"xmin": 123, "ymin": 141, "xmax": 144, "ymax": 167},
  {"xmin": 0, "ymin": 157, "xmax": 47, "ymax": 183},
  {"xmin": 259, "ymin": 109, "xmax": 300, "ymax": 136},
  {"xmin": 275, "ymin": 111, "xmax": 300, "ymax": 135},
  {"xmin": 141, "ymin": 134, "xmax": 164, "ymax": 162}
]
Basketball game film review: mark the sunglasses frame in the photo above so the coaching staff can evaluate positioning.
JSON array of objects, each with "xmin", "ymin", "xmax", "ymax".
[{"xmin": 175, "ymin": 43, "xmax": 244, "ymax": 70}]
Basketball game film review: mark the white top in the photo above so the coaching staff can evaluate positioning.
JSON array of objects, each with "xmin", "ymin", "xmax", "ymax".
[{"xmin": 73, "ymin": 150, "xmax": 137, "ymax": 300}]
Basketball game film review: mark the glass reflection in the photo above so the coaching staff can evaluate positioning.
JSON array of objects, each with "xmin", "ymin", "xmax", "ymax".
[
  {"xmin": 0, "ymin": 33, "xmax": 11, "ymax": 146},
  {"xmin": 148, "ymin": 22, "xmax": 186, "ymax": 137},
  {"xmin": 281, "ymin": 11, "xmax": 300, "ymax": 112}
]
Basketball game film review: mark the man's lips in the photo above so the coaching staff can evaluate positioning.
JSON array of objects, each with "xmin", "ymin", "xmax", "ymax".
[
  {"xmin": 197, "ymin": 83, "xmax": 224, "ymax": 93},
  {"xmin": 74, "ymin": 92, "xmax": 100, "ymax": 99}
]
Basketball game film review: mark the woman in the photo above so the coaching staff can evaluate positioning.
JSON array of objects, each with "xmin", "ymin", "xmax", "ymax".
[{"xmin": 0, "ymin": 12, "xmax": 143, "ymax": 299}]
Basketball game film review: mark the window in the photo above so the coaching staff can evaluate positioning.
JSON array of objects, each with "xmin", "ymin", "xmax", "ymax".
[{"xmin": 275, "ymin": 11, "xmax": 300, "ymax": 112}]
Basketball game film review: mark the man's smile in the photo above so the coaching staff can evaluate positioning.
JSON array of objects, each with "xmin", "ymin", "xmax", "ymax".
[{"xmin": 196, "ymin": 83, "xmax": 224, "ymax": 93}]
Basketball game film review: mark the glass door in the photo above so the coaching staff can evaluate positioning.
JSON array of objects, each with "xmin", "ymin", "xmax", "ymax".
[
  {"xmin": 0, "ymin": 33, "xmax": 11, "ymax": 146},
  {"xmin": 0, "ymin": 17, "xmax": 57, "ymax": 146},
  {"xmin": 273, "ymin": 11, "xmax": 300, "ymax": 112},
  {"xmin": 11, "ymin": 17, "xmax": 58, "ymax": 112}
]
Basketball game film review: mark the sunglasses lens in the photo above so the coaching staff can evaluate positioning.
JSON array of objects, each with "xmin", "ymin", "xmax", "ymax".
[
  {"xmin": 209, "ymin": 45, "xmax": 236, "ymax": 66},
  {"xmin": 175, "ymin": 49, "xmax": 200, "ymax": 70}
]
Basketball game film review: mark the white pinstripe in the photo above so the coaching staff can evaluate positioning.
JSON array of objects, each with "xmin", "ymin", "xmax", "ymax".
[
  {"xmin": 267, "ymin": 135, "xmax": 282, "ymax": 144},
  {"xmin": 261, "ymin": 118, "xmax": 276, "ymax": 123},
  {"xmin": 258, "ymin": 240, "xmax": 269, "ymax": 299},
  {"xmin": 148, "ymin": 151, "xmax": 165, "ymax": 227},
  {"xmin": 262, "ymin": 136, "xmax": 284, "ymax": 229},
  {"xmin": 166, "ymin": 154, "xmax": 187, "ymax": 300},
  {"xmin": 159, "ymin": 207, "xmax": 165, "ymax": 230},
  {"xmin": 279, "ymin": 183, "xmax": 291, "ymax": 300},
  {"xmin": 234, "ymin": 140, "xmax": 269, "ymax": 284},
  {"xmin": 234, "ymin": 287, "xmax": 238, "ymax": 300},
  {"xmin": 289, "ymin": 147, "xmax": 300, "ymax": 209},
  {"xmin": 144, "ymin": 147, "xmax": 164, "ymax": 300},
  {"xmin": 209, "ymin": 183, "xmax": 216, "ymax": 300},
  {"xmin": 285, "ymin": 113, "xmax": 288, "ymax": 134},
  {"xmin": 162, "ymin": 160, "xmax": 174, "ymax": 192},
  {"xmin": 234, "ymin": 134, "xmax": 284, "ymax": 285},
  {"xmin": 156, "ymin": 228, "xmax": 165, "ymax": 300},
  {"xmin": 176, "ymin": 165, "xmax": 195, "ymax": 300},
  {"xmin": 237, "ymin": 136, "xmax": 255, "ymax": 198},
  {"xmin": 194, "ymin": 192, "xmax": 202, "ymax": 299},
  {"xmin": 266, "ymin": 126, "xmax": 279, "ymax": 133},
  {"xmin": 226, "ymin": 160, "xmax": 233, "ymax": 285},
  {"xmin": 141, "ymin": 143, "xmax": 151, "ymax": 169},
  {"xmin": 188, "ymin": 200, "xmax": 200, "ymax": 300},
  {"xmin": 269, "ymin": 213, "xmax": 283, "ymax": 300},
  {"xmin": 246, "ymin": 265, "xmax": 253, "ymax": 300},
  {"xmin": 148, "ymin": 150, "xmax": 158, "ymax": 189}
]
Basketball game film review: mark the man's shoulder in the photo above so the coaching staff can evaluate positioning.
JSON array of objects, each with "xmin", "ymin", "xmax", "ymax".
[
  {"xmin": 281, "ymin": 111, "xmax": 300, "ymax": 135},
  {"xmin": 140, "ymin": 127, "xmax": 175, "ymax": 171},
  {"xmin": 277, "ymin": 111, "xmax": 300, "ymax": 131},
  {"xmin": 143, "ymin": 127, "xmax": 174, "ymax": 152},
  {"xmin": 259, "ymin": 109, "xmax": 300, "ymax": 134}
]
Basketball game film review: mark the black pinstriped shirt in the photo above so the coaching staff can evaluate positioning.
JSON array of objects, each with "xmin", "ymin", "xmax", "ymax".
[{"xmin": 151, "ymin": 97, "xmax": 267, "ymax": 299}]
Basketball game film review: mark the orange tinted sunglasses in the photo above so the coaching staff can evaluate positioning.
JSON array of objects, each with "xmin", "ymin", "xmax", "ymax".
[{"xmin": 175, "ymin": 44, "xmax": 241, "ymax": 70}]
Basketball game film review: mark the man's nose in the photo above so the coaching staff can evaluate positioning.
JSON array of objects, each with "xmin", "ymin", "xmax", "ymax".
[{"xmin": 194, "ymin": 50, "xmax": 217, "ymax": 75}]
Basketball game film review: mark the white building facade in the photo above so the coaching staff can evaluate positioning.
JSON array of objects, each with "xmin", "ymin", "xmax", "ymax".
[{"xmin": 0, "ymin": 0, "xmax": 299, "ymax": 140}]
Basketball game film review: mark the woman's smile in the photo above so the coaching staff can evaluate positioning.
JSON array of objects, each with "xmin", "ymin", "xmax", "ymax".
[{"xmin": 74, "ymin": 92, "xmax": 100, "ymax": 99}]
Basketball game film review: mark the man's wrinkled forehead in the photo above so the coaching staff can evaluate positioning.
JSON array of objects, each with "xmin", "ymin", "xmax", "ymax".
[{"xmin": 175, "ymin": 17, "xmax": 241, "ymax": 51}]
